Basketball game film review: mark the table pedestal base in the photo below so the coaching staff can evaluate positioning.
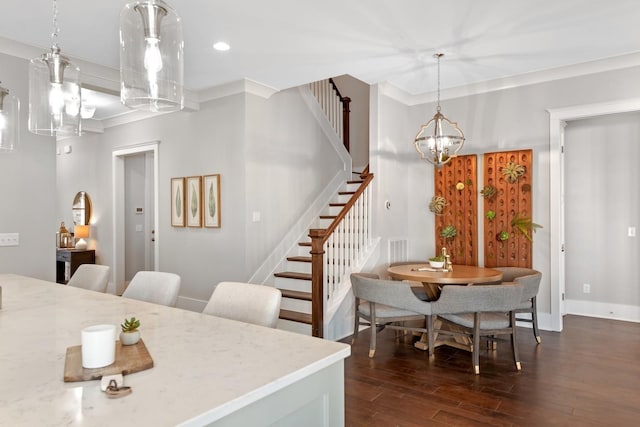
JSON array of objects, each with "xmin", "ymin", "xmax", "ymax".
[{"xmin": 414, "ymin": 318, "xmax": 473, "ymax": 352}]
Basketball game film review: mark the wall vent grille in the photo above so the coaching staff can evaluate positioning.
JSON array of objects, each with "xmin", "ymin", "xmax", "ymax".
[{"xmin": 388, "ymin": 239, "xmax": 408, "ymax": 265}]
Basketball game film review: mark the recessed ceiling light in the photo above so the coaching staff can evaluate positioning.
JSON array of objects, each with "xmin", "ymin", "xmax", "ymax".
[{"xmin": 213, "ymin": 42, "xmax": 230, "ymax": 51}]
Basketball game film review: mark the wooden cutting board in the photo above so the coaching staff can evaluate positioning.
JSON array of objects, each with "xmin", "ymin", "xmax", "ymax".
[{"xmin": 63, "ymin": 339, "xmax": 154, "ymax": 382}]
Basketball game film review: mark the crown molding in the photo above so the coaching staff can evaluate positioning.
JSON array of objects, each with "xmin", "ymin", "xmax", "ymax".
[
  {"xmin": 547, "ymin": 97, "xmax": 640, "ymax": 121},
  {"xmin": 80, "ymin": 118, "xmax": 104, "ymax": 134},
  {"xmin": 383, "ymin": 51, "xmax": 640, "ymax": 106},
  {"xmin": 198, "ymin": 78, "xmax": 280, "ymax": 103},
  {"xmin": 0, "ymin": 36, "xmax": 45, "ymax": 60},
  {"xmin": 101, "ymin": 79, "xmax": 273, "ymax": 128},
  {"xmin": 8, "ymin": 35, "xmax": 637, "ymax": 124}
]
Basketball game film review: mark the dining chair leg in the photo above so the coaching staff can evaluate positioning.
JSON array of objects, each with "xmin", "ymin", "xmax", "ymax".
[
  {"xmin": 531, "ymin": 296, "xmax": 541, "ymax": 344},
  {"xmin": 510, "ymin": 311, "xmax": 522, "ymax": 371},
  {"xmin": 368, "ymin": 302, "xmax": 377, "ymax": 358},
  {"xmin": 351, "ymin": 298, "xmax": 360, "ymax": 345},
  {"xmin": 473, "ymin": 313, "xmax": 481, "ymax": 375}
]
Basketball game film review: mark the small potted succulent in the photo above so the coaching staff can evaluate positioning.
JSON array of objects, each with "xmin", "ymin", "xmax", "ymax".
[
  {"xmin": 440, "ymin": 225, "xmax": 457, "ymax": 240},
  {"xmin": 428, "ymin": 255, "xmax": 445, "ymax": 269},
  {"xmin": 120, "ymin": 317, "xmax": 141, "ymax": 346},
  {"xmin": 497, "ymin": 230, "xmax": 510, "ymax": 241}
]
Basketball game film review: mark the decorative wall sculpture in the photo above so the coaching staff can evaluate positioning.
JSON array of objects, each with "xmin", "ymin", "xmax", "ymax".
[
  {"xmin": 483, "ymin": 149, "xmax": 533, "ymax": 268},
  {"xmin": 433, "ymin": 154, "xmax": 478, "ymax": 266}
]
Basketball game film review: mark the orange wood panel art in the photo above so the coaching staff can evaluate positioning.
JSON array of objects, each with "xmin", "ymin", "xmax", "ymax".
[
  {"xmin": 433, "ymin": 154, "xmax": 477, "ymax": 266},
  {"xmin": 483, "ymin": 150, "xmax": 533, "ymax": 268}
]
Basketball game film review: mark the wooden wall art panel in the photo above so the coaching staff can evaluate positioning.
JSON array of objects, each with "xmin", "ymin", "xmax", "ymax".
[
  {"xmin": 482, "ymin": 149, "xmax": 533, "ymax": 268},
  {"xmin": 433, "ymin": 154, "xmax": 477, "ymax": 266}
]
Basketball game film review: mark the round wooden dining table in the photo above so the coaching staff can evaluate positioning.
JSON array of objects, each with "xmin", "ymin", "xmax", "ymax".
[
  {"xmin": 387, "ymin": 263, "xmax": 503, "ymax": 300},
  {"xmin": 387, "ymin": 263, "xmax": 503, "ymax": 351}
]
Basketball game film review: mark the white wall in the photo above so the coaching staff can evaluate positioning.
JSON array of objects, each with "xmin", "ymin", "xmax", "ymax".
[
  {"xmin": 56, "ymin": 132, "xmax": 102, "ymax": 258},
  {"xmin": 371, "ymin": 65, "xmax": 640, "ymax": 322},
  {"xmin": 244, "ymin": 89, "xmax": 344, "ymax": 273},
  {"xmin": 564, "ymin": 112, "xmax": 640, "ymax": 308},
  {"xmin": 56, "ymin": 86, "xmax": 343, "ymax": 307},
  {"xmin": 0, "ymin": 53, "xmax": 57, "ymax": 280}
]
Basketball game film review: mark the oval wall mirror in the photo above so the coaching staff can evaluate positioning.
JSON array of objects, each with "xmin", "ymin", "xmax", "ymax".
[{"xmin": 72, "ymin": 191, "xmax": 92, "ymax": 225}]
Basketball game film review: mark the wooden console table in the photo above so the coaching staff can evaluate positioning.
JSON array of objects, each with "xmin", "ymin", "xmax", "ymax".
[{"xmin": 56, "ymin": 249, "xmax": 95, "ymax": 284}]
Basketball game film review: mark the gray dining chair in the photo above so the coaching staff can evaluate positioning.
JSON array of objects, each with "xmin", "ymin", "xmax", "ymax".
[
  {"xmin": 122, "ymin": 271, "xmax": 181, "ymax": 307},
  {"xmin": 494, "ymin": 267, "xmax": 543, "ymax": 343},
  {"xmin": 428, "ymin": 283, "xmax": 524, "ymax": 374},
  {"xmin": 202, "ymin": 282, "xmax": 282, "ymax": 328},
  {"xmin": 67, "ymin": 264, "xmax": 110, "ymax": 293},
  {"xmin": 388, "ymin": 261, "xmax": 431, "ymax": 301},
  {"xmin": 350, "ymin": 273, "xmax": 431, "ymax": 358}
]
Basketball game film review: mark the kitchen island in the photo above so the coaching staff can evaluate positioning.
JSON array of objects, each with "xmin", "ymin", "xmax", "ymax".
[{"xmin": 0, "ymin": 274, "xmax": 350, "ymax": 426}]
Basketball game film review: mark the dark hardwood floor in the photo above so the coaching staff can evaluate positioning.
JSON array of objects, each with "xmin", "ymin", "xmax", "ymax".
[{"xmin": 343, "ymin": 315, "xmax": 640, "ymax": 426}]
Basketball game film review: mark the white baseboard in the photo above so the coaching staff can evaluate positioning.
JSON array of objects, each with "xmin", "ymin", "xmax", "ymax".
[{"xmin": 565, "ymin": 299, "xmax": 640, "ymax": 323}]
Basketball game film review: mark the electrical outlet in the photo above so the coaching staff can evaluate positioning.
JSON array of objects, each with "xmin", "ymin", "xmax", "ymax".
[
  {"xmin": 0, "ymin": 233, "xmax": 19, "ymax": 247},
  {"xmin": 628, "ymin": 227, "xmax": 636, "ymax": 237},
  {"xmin": 583, "ymin": 283, "xmax": 591, "ymax": 294}
]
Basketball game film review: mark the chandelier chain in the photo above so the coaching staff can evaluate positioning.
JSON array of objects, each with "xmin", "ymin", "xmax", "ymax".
[
  {"xmin": 51, "ymin": 0, "xmax": 59, "ymax": 48},
  {"xmin": 436, "ymin": 53, "xmax": 442, "ymax": 113}
]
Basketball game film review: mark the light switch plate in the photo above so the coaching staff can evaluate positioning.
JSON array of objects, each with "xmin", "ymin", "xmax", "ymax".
[{"xmin": 0, "ymin": 233, "xmax": 19, "ymax": 247}]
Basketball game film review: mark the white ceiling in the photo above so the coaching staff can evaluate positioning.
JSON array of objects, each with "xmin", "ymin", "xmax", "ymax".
[{"xmin": 1, "ymin": 0, "xmax": 640, "ymax": 118}]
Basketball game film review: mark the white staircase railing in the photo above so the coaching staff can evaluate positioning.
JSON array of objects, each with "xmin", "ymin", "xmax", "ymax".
[
  {"xmin": 308, "ymin": 79, "xmax": 351, "ymax": 151},
  {"xmin": 324, "ymin": 186, "xmax": 370, "ymax": 307},
  {"xmin": 309, "ymin": 172, "xmax": 373, "ymax": 337}
]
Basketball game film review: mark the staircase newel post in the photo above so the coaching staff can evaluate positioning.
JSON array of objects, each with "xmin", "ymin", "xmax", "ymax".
[
  {"xmin": 342, "ymin": 97, "xmax": 351, "ymax": 152},
  {"xmin": 309, "ymin": 228, "xmax": 326, "ymax": 338}
]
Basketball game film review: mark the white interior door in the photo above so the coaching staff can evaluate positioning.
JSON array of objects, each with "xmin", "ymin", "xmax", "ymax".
[{"xmin": 112, "ymin": 142, "xmax": 160, "ymax": 295}]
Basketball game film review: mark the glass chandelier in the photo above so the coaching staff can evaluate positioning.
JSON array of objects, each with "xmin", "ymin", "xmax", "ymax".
[
  {"xmin": 0, "ymin": 82, "xmax": 20, "ymax": 152},
  {"xmin": 120, "ymin": 0, "xmax": 184, "ymax": 112},
  {"xmin": 414, "ymin": 53, "xmax": 465, "ymax": 167},
  {"xmin": 28, "ymin": 0, "xmax": 81, "ymax": 136}
]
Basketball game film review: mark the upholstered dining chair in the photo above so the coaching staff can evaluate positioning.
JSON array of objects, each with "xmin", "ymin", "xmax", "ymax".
[
  {"xmin": 121, "ymin": 271, "xmax": 181, "ymax": 307},
  {"xmin": 202, "ymin": 282, "xmax": 282, "ymax": 328},
  {"xmin": 494, "ymin": 267, "xmax": 543, "ymax": 343},
  {"xmin": 388, "ymin": 261, "xmax": 431, "ymax": 301},
  {"xmin": 428, "ymin": 284, "xmax": 524, "ymax": 374},
  {"xmin": 350, "ymin": 273, "xmax": 431, "ymax": 358},
  {"xmin": 67, "ymin": 264, "xmax": 110, "ymax": 293}
]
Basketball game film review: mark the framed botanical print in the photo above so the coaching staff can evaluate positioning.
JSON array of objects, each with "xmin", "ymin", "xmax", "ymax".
[
  {"xmin": 170, "ymin": 178, "xmax": 185, "ymax": 227},
  {"xmin": 186, "ymin": 176, "xmax": 202, "ymax": 227},
  {"xmin": 203, "ymin": 174, "xmax": 221, "ymax": 228}
]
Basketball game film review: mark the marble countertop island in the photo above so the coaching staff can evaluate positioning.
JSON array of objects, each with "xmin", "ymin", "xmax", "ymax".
[{"xmin": 0, "ymin": 274, "xmax": 350, "ymax": 426}]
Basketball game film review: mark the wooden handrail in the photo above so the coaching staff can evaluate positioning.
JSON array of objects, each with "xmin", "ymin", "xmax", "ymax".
[
  {"xmin": 359, "ymin": 165, "xmax": 369, "ymax": 179},
  {"xmin": 314, "ymin": 172, "xmax": 373, "ymax": 243},
  {"xmin": 309, "ymin": 170, "xmax": 374, "ymax": 337},
  {"xmin": 328, "ymin": 78, "xmax": 351, "ymax": 152}
]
